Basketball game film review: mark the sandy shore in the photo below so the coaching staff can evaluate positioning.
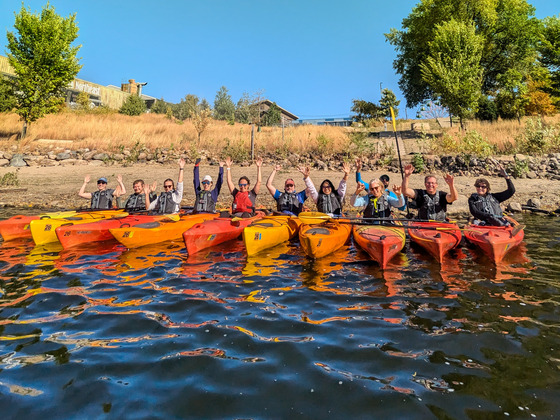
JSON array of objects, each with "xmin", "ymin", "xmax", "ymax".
[{"xmin": 1, "ymin": 163, "xmax": 559, "ymax": 217}]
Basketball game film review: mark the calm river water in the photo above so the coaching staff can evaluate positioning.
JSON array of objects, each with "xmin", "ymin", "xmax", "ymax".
[{"xmin": 0, "ymin": 211, "xmax": 559, "ymax": 419}]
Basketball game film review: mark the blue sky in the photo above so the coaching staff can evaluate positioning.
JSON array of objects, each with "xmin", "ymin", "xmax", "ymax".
[{"xmin": 0, "ymin": 1, "xmax": 558, "ymax": 119}]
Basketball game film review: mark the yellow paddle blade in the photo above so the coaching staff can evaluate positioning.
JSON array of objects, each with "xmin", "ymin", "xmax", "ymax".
[
  {"xmin": 165, "ymin": 214, "xmax": 181, "ymax": 222},
  {"xmin": 298, "ymin": 212, "xmax": 332, "ymax": 225},
  {"xmin": 390, "ymin": 107, "xmax": 397, "ymax": 132}
]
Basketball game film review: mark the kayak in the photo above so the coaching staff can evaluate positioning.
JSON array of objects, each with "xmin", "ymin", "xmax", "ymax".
[
  {"xmin": 29, "ymin": 210, "xmax": 127, "ymax": 245},
  {"xmin": 0, "ymin": 211, "xmax": 77, "ymax": 241},
  {"xmin": 243, "ymin": 215, "xmax": 301, "ymax": 256},
  {"xmin": 55, "ymin": 214, "xmax": 178, "ymax": 249},
  {"xmin": 183, "ymin": 215, "xmax": 262, "ymax": 255},
  {"xmin": 352, "ymin": 223, "xmax": 406, "ymax": 269},
  {"xmin": 299, "ymin": 219, "xmax": 352, "ymax": 259},
  {"xmin": 110, "ymin": 213, "xmax": 219, "ymax": 248},
  {"xmin": 408, "ymin": 221, "xmax": 462, "ymax": 262},
  {"xmin": 464, "ymin": 217, "xmax": 524, "ymax": 263}
]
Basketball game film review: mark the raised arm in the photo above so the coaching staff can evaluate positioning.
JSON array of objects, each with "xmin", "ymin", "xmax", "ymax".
[
  {"xmin": 78, "ymin": 175, "xmax": 92, "ymax": 199},
  {"xmin": 338, "ymin": 161, "xmax": 350, "ymax": 199},
  {"xmin": 350, "ymin": 182, "xmax": 366, "ymax": 207},
  {"xmin": 389, "ymin": 184, "xmax": 405, "ymax": 208},
  {"xmin": 178, "ymin": 158, "xmax": 185, "ymax": 184},
  {"xmin": 402, "ymin": 164, "xmax": 417, "ymax": 199},
  {"xmin": 299, "ymin": 166, "xmax": 317, "ymax": 203},
  {"xmin": 492, "ymin": 161, "xmax": 516, "ymax": 202},
  {"xmin": 114, "ymin": 174, "xmax": 126, "ymax": 197},
  {"xmin": 225, "ymin": 157, "xmax": 235, "ymax": 193},
  {"xmin": 253, "ymin": 157, "xmax": 263, "ymax": 195},
  {"xmin": 443, "ymin": 173, "xmax": 458, "ymax": 203},
  {"xmin": 214, "ymin": 161, "xmax": 225, "ymax": 195},
  {"xmin": 193, "ymin": 158, "xmax": 201, "ymax": 191},
  {"xmin": 355, "ymin": 158, "xmax": 368, "ymax": 190},
  {"xmin": 266, "ymin": 164, "xmax": 280, "ymax": 196}
]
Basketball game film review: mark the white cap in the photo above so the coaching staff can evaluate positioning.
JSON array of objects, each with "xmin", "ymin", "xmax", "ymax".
[{"xmin": 202, "ymin": 175, "xmax": 212, "ymax": 182}]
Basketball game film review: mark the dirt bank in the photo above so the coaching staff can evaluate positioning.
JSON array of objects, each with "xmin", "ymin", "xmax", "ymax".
[{"xmin": 1, "ymin": 162, "xmax": 559, "ymax": 218}]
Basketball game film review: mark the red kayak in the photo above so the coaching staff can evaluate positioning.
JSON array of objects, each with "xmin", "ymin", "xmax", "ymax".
[
  {"xmin": 55, "ymin": 214, "xmax": 175, "ymax": 249},
  {"xmin": 0, "ymin": 211, "xmax": 77, "ymax": 241},
  {"xmin": 352, "ymin": 223, "xmax": 406, "ymax": 269},
  {"xmin": 408, "ymin": 221, "xmax": 462, "ymax": 262},
  {"xmin": 464, "ymin": 217, "xmax": 524, "ymax": 263},
  {"xmin": 183, "ymin": 214, "xmax": 262, "ymax": 255}
]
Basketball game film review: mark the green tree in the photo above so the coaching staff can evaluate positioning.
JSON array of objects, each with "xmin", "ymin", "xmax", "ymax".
[
  {"xmin": 476, "ymin": 96, "xmax": 498, "ymax": 122},
  {"xmin": 495, "ymin": 69, "xmax": 529, "ymax": 122},
  {"xmin": 420, "ymin": 19, "xmax": 484, "ymax": 128},
  {"xmin": 385, "ymin": 0, "xmax": 540, "ymax": 108},
  {"xmin": 350, "ymin": 99, "xmax": 383, "ymax": 122},
  {"xmin": 173, "ymin": 94, "xmax": 200, "ymax": 120},
  {"xmin": 6, "ymin": 3, "xmax": 82, "ymax": 138},
  {"xmin": 262, "ymin": 102, "xmax": 282, "ymax": 126},
  {"xmin": 192, "ymin": 108, "xmax": 213, "ymax": 142},
  {"xmin": 213, "ymin": 86, "xmax": 235, "ymax": 121},
  {"xmin": 119, "ymin": 95, "xmax": 146, "ymax": 116},
  {"xmin": 76, "ymin": 91, "xmax": 91, "ymax": 110},
  {"xmin": 0, "ymin": 76, "xmax": 17, "ymax": 113},
  {"xmin": 379, "ymin": 88, "xmax": 401, "ymax": 119},
  {"xmin": 151, "ymin": 97, "xmax": 169, "ymax": 114},
  {"xmin": 539, "ymin": 15, "xmax": 560, "ymax": 101},
  {"xmin": 199, "ymin": 98, "xmax": 211, "ymax": 111}
]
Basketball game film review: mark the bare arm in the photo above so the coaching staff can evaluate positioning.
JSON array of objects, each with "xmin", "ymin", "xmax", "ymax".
[
  {"xmin": 443, "ymin": 173, "xmax": 458, "ymax": 203},
  {"xmin": 78, "ymin": 175, "xmax": 92, "ymax": 199},
  {"xmin": 402, "ymin": 164, "xmax": 417, "ymax": 199},
  {"xmin": 253, "ymin": 157, "xmax": 263, "ymax": 195},
  {"xmin": 225, "ymin": 157, "xmax": 235, "ymax": 193},
  {"xmin": 178, "ymin": 158, "xmax": 185, "ymax": 184},
  {"xmin": 266, "ymin": 164, "xmax": 280, "ymax": 196},
  {"xmin": 114, "ymin": 174, "xmax": 126, "ymax": 197}
]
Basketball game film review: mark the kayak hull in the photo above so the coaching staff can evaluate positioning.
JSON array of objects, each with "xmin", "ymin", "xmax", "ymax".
[
  {"xmin": 243, "ymin": 215, "xmax": 301, "ymax": 256},
  {"xmin": 55, "ymin": 214, "xmax": 169, "ymax": 249},
  {"xmin": 352, "ymin": 224, "xmax": 406, "ymax": 269},
  {"xmin": 184, "ymin": 215, "xmax": 262, "ymax": 255},
  {"xmin": 464, "ymin": 218, "xmax": 524, "ymax": 263},
  {"xmin": 30, "ymin": 210, "xmax": 127, "ymax": 245},
  {"xmin": 408, "ymin": 221, "xmax": 462, "ymax": 262},
  {"xmin": 0, "ymin": 211, "xmax": 77, "ymax": 241},
  {"xmin": 299, "ymin": 220, "xmax": 352, "ymax": 259},
  {"xmin": 110, "ymin": 213, "xmax": 219, "ymax": 248}
]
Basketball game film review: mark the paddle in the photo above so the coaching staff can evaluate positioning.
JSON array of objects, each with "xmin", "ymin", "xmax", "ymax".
[
  {"xmin": 298, "ymin": 212, "xmax": 457, "ymax": 225},
  {"xmin": 521, "ymin": 205, "xmax": 559, "ymax": 217}
]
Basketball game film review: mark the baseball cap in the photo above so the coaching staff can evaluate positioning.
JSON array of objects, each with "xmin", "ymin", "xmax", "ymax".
[
  {"xmin": 202, "ymin": 175, "xmax": 212, "ymax": 182},
  {"xmin": 97, "ymin": 177, "xmax": 108, "ymax": 183}
]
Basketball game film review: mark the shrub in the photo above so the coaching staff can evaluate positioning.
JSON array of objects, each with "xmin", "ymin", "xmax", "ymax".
[
  {"xmin": 516, "ymin": 117, "xmax": 560, "ymax": 154},
  {"xmin": 411, "ymin": 153, "xmax": 425, "ymax": 172},
  {"xmin": 460, "ymin": 130, "xmax": 494, "ymax": 158},
  {"xmin": 119, "ymin": 95, "xmax": 146, "ymax": 116},
  {"xmin": 0, "ymin": 171, "xmax": 19, "ymax": 186},
  {"xmin": 508, "ymin": 157, "xmax": 529, "ymax": 178}
]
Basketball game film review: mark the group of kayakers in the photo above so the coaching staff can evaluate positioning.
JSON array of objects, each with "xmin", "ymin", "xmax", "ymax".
[{"xmin": 78, "ymin": 157, "xmax": 517, "ymax": 225}]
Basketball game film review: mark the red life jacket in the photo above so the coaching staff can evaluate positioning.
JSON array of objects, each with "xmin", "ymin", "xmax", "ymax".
[{"xmin": 232, "ymin": 190, "xmax": 255, "ymax": 214}]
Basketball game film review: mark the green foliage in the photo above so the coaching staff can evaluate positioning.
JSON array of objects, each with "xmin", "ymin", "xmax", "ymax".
[
  {"xmin": 416, "ymin": 100, "xmax": 448, "ymax": 119},
  {"xmin": 411, "ymin": 153, "xmax": 425, "ymax": 172},
  {"xmin": 0, "ymin": 76, "xmax": 17, "ymax": 112},
  {"xmin": 315, "ymin": 134, "xmax": 333, "ymax": 156},
  {"xmin": 191, "ymin": 108, "xmax": 213, "ymax": 142},
  {"xmin": 119, "ymin": 95, "xmax": 146, "ymax": 116},
  {"xmin": 76, "ymin": 91, "xmax": 91, "ymax": 110},
  {"xmin": 379, "ymin": 89, "xmax": 401, "ymax": 119},
  {"xmin": 460, "ymin": 130, "xmax": 494, "ymax": 158},
  {"xmin": 235, "ymin": 92, "xmax": 260, "ymax": 124},
  {"xmin": 476, "ymin": 96, "xmax": 498, "ymax": 121},
  {"xmin": 348, "ymin": 131, "xmax": 370, "ymax": 155},
  {"xmin": 7, "ymin": 3, "xmax": 82, "ymax": 136},
  {"xmin": 508, "ymin": 157, "xmax": 529, "ymax": 178},
  {"xmin": 539, "ymin": 15, "xmax": 560, "ymax": 99},
  {"xmin": 172, "ymin": 94, "xmax": 202, "ymax": 120},
  {"xmin": 151, "ymin": 97, "xmax": 169, "ymax": 114},
  {"xmin": 350, "ymin": 99, "xmax": 383, "ymax": 122},
  {"xmin": 222, "ymin": 138, "xmax": 250, "ymax": 162},
  {"xmin": 262, "ymin": 102, "xmax": 281, "ymax": 126},
  {"xmin": 419, "ymin": 19, "xmax": 484, "ymax": 127},
  {"xmin": 516, "ymin": 117, "xmax": 560, "ymax": 154},
  {"xmin": 213, "ymin": 86, "xmax": 235, "ymax": 121},
  {"xmin": 0, "ymin": 171, "xmax": 19, "ymax": 187},
  {"xmin": 495, "ymin": 69, "xmax": 529, "ymax": 121}
]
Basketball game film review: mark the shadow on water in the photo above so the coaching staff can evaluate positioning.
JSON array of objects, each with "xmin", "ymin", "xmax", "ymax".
[{"xmin": 0, "ymin": 214, "xmax": 559, "ymax": 418}]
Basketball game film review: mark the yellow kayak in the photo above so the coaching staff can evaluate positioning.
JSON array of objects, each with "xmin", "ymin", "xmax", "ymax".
[
  {"xmin": 0, "ymin": 210, "xmax": 77, "ymax": 241},
  {"xmin": 242, "ymin": 214, "xmax": 301, "ymax": 256},
  {"xmin": 299, "ymin": 218, "xmax": 352, "ymax": 259},
  {"xmin": 29, "ymin": 210, "xmax": 127, "ymax": 245},
  {"xmin": 109, "ymin": 213, "xmax": 219, "ymax": 248}
]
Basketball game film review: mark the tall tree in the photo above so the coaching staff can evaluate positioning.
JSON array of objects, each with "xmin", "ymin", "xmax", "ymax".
[
  {"xmin": 420, "ymin": 19, "xmax": 484, "ymax": 128},
  {"xmin": 213, "ymin": 86, "xmax": 235, "ymax": 121},
  {"xmin": 6, "ymin": 3, "xmax": 82, "ymax": 138},
  {"xmin": 495, "ymin": 69, "xmax": 529, "ymax": 122},
  {"xmin": 350, "ymin": 99, "xmax": 383, "ymax": 122},
  {"xmin": 385, "ymin": 0, "xmax": 540, "ymax": 109},
  {"xmin": 379, "ymin": 88, "xmax": 401, "ymax": 119},
  {"xmin": 262, "ymin": 102, "xmax": 281, "ymax": 126},
  {"xmin": 0, "ymin": 76, "xmax": 17, "ymax": 113},
  {"xmin": 192, "ymin": 108, "xmax": 213, "ymax": 142},
  {"xmin": 538, "ymin": 15, "xmax": 560, "ymax": 102}
]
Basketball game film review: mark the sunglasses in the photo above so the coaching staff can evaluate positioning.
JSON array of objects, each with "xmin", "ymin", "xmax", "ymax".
[
  {"xmin": 475, "ymin": 185, "xmax": 488, "ymax": 189},
  {"xmin": 285, "ymin": 183, "xmax": 294, "ymax": 188},
  {"xmin": 97, "ymin": 181, "xmax": 106, "ymax": 185},
  {"xmin": 321, "ymin": 185, "xmax": 332, "ymax": 189},
  {"xmin": 164, "ymin": 184, "xmax": 173, "ymax": 189},
  {"xmin": 202, "ymin": 181, "xmax": 211, "ymax": 185},
  {"xmin": 239, "ymin": 183, "xmax": 248, "ymax": 187}
]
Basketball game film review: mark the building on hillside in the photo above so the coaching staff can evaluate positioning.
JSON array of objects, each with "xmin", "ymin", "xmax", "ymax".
[
  {"xmin": 0, "ymin": 55, "xmax": 155, "ymax": 110},
  {"xmin": 258, "ymin": 100, "xmax": 298, "ymax": 124},
  {"xmin": 293, "ymin": 117, "xmax": 353, "ymax": 127}
]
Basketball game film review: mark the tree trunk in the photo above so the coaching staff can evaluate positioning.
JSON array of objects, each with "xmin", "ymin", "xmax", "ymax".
[{"xmin": 20, "ymin": 120, "xmax": 28, "ymax": 139}]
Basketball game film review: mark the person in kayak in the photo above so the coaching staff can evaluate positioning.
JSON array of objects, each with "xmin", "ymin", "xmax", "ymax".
[
  {"xmin": 144, "ymin": 158, "xmax": 185, "ymax": 214},
  {"xmin": 78, "ymin": 174, "xmax": 126, "ymax": 209},
  {"xmin": 224, "ymin": 156, "xmax": 262, "ymax": 218},
  {"xmin": 355, "ymin": 158, "xmax": 406, "ymax": 211},
  {"xmin": 122, "ymin": 179, "xmax": 156, "ymax": 211},
  {"xmin": 302, "ymin": 162, "xmax": 350, "ymax": 216},
  {"xmin": 192, "ymin": 158, "xmax": 224, "ymax": 213},
  {"xmin": 266, "ymin": 164, "xmax": 307, "ymax": 216},
  {"xmin": 402, "ymin": 163, "xmax": 458, "ymax": 221},
  {"xmin": 468, "ymin": 162, "xmax": 515, "ymax": 226},
  {"xmin": 351, "ymin": 178, "xmax": 405, "ymax": 222}
]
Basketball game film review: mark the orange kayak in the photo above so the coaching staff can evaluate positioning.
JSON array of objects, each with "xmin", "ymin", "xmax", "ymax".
[
  {"xmin": 299, "ymin": 219, "xmax": 352, "ymax": 259},
  {"xmin": 352, "ymin": 223, "xmax": 406, "ymax": 269},
  {"xmin": 408, "ymin": 221, "xmax": 462, "ymax": 262},
  {"xmin": 0, "ymin": 211, "xmax": 77, "ymax": 241},
  {"xmin": 464, "ymin": 218, "xmax": 524, "ymax": 263},
  {"xmin": 109, "ymin": 213, "xmax": 219, "ymax": 248},
  {"xmin": 183, "ymin": 215, "xmax": 262, "ymax": 255},
  {"xmin": 55, "ymin": 214, "xmax": 176, "ymax": 249},
  {"xmin": 243, "ymin": 215, "xmax": 301, "ymax": 256}
]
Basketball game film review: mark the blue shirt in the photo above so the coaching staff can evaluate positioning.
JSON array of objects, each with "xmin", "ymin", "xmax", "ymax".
[
  {"xmin": 273, "ymin": 189, "xmax": 307, "ymax": 216},
  {"xmin": 356, "ymin": 171, "xmax": 406, "ymax": 211}
]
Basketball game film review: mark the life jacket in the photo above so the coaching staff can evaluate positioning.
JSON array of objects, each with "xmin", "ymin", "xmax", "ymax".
[
  {"xmin": 156, "ymin": 191, "xmax": 177, "ymax": 214},
  {"xmin": 194, "ymin": 190, "xmax": 216, "ymax": 213},
  {"xmin": 416, "ymin": 190, "xmax": 446, "ymax": 221},
  {"xmin": 91, "ymin": 190, "xmax": 113, "ymax": 209},
  {"xmin": 125, "ymin": 193, "xmax": 146, "ymax": 211},
  {"xmin": 277, "ymin": 192, "xmax": 302, "ymax": 215},
  {"xmin": 317, "ymin": 192, "xmax": 342, "ymax": 215},
  {"xmin": 232, "ymin": 190, "xmax": 255, "ymax": 214},
  {"xmin": 470, "ymin": 193, "xmax": 503, "ymax": 218},
  {"xmin": 363, "ymin": 194, "xmax": 391, "ymax": 219}
]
